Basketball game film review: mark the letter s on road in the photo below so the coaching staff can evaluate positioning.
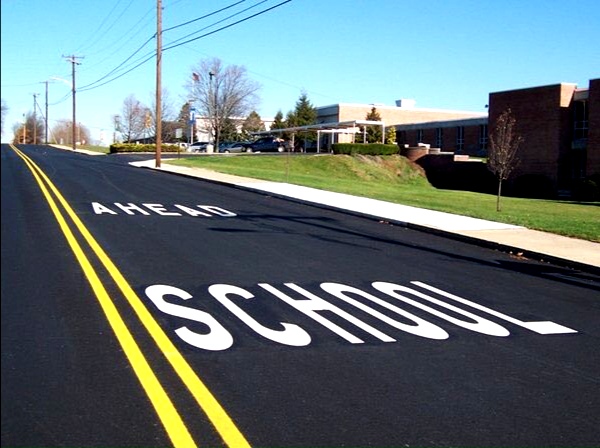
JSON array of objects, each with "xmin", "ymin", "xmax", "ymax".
[{"xmin": 145, "ymin": 284, "xmax": 234, "ymax": 351}]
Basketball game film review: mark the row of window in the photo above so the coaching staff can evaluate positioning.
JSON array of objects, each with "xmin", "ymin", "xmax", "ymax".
[{"xmin": 399, "ymin": 124, "xmax": 489, "ymax": 151}]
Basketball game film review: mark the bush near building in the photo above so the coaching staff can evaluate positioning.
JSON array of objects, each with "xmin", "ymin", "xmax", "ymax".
[
  {"xmin": 332, "ymin": 143, "xmax": 399, "ymax": 155},
  {"xmin": 109, "ymin": 143, "xmax": 182, "ymax": 154}
]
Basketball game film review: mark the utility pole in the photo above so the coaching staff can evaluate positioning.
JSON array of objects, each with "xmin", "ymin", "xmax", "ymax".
[
  {"xmin": 155, "ymin": 0, "xmax": 162, "ymax": 167},
  {"xmin": 44, "ymin": 81, "xmax": 49, "ymax": 144},
  {"xmin": 63, "ymin": 55, "xmax": 83, "ymax": 150},
  {"xmin": 33, "ymin": 93, "xmax": 38, "ymax": 144}
]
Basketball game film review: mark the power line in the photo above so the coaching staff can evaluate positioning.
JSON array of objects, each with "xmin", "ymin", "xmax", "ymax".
[
  {"xmin": 163, "ymin": 0, "xmax": 246, "ymax": 32},
  {"xmin": 74, "ymin": 0, "xmax": 133, "ymax": 54},
  {"xmin": 164, "ymin": 0, "xmax": 288, "ymax": 52},
  {"xmin": 78, "ymin": 0, "xmax": 292, "ymax": 93},
  {"xmin": 79, "ymin": 6, "xmax": 155, "ymax": 74},
  {"xmin": 78, "ymin": 36, "xmax": 156, "ymax": 91},
  {"xmin": 79, "ymin": 0, "xmax": 250, "ymax": 92}
]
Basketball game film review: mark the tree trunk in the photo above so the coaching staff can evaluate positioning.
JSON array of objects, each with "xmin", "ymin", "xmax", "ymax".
[{"xmin": 496, "ymin": 179, "xmax": 503, "ymax": 212}]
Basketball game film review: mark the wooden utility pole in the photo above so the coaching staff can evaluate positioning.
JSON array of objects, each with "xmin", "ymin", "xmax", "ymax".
[
  {"xmin": 155, "ymin": 0, "xmax": 162, "ymax": 167},
  {"xmin": 63, "ymin": 55, "xmax": 83, "ymax": 150},
  {"xmin": 44, "ymin": 81, "xmax": 49, "ymax": 144},
  {"xmin": 33, "ymin": 93, "xmax": 38, "ymax": 144}
]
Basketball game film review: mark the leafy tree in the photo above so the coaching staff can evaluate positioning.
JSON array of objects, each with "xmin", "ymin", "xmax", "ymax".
[
  {"xmin": 187, "ymin": 57, "xmax": 260, "ymax": 152},
  {"xmin": 488, "ymin": 108, "xmax": 523, "ymax": 211},
  {"xmin": 365, "ymin": 107, "xmax": 383, "ymax": 143}
]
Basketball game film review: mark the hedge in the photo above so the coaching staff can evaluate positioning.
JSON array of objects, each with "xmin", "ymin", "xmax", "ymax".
[
  {"xmin": 332, "ymin": 143, "xmax": 400, "ymax": 155},
  {"xmin": 109, "ymin": 143, "xmax": 183, "ymax": 154}
]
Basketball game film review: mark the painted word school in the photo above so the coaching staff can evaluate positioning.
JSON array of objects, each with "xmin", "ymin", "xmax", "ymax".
[{"xmin": 145, "ymin": 280, "xmax": 577, "ymax": 351}]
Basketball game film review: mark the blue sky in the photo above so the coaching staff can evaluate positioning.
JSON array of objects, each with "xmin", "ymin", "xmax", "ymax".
[{"xmin": 2, "ymin": 0, "xmax": 599, "ymax": 144}]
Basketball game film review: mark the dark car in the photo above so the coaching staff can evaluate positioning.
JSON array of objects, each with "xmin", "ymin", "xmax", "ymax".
[{"xmin": 246, "ymin": 137, "xmax": 290, "ymax": 153}]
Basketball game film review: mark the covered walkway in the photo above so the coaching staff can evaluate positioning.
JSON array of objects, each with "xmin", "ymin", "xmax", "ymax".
[{"xmin": 254, "ymin": 120, "xmax": 386, "ymax": 152}]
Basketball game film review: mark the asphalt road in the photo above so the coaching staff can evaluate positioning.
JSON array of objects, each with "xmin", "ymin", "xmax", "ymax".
[{"xmin": 2, "ymin": 144, "xmax": 599, "ymax": 447}]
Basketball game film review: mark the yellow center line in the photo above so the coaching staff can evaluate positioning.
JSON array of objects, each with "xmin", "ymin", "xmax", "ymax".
[
  {"xmin": 9, "ymin": 145, "xmax": 195, "ymax": 447},
  {"xmin": 10, "ymin": 145, "xmax": 251, "ymax": 448}
]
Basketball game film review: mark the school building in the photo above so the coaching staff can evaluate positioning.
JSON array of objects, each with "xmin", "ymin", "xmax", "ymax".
[{"xmin": 315, "ymin": 78, "xmax": 599, "ymax": 198}]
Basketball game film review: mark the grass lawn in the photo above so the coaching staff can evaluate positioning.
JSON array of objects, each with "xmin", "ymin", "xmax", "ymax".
[{"xmin": 166, "ymin": 154, "xmax": 600, "ymax": 242}]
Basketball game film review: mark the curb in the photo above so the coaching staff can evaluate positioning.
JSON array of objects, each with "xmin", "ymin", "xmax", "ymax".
[{"xmin": 141, "ymin": 165, "xmax": 600, "ymax": 276}]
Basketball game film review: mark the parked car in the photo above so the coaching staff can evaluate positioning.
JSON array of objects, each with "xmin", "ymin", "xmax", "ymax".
[
  {"xmin": 219, "ymin": 142, "xmax": 247, "ymax": 153},
  {"xmin": 189, "ymin": 141, "xmax": 209, "ymax": 152},
  {"xmin": 245, "ymin": 136, "xmax": 290, "ymax": 153}
]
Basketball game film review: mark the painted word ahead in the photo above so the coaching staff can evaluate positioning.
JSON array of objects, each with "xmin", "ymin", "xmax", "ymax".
[{"xmin": 92, "ymin": 202, "xmax": 237, "ymax": 218}]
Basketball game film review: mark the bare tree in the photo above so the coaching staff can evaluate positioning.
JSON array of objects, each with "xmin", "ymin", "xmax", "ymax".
[
  {"xmin": 1, "ymin": 99, "xmax": 8, "ymax": 136},
  {"xmin": 187, "ymin": 57, "xmax": 260, "ymax": 152},
  {"xmin": 12, "ymin": 112, "xmax": 44, "ymax": 144},
  {"xmin": 488, "ymin": 108, "xmax": 523, "ymax": 211},
  {"xmin": 121, "ymin": 94, "xmax": 146, "ymax": 142},
  {"xmin": 148, "ymin": 88, "xmax": 177, "ymax": 142},
  {"xmin": 49, "ymin": 119, "xmax": 90, "ymax": 146}
]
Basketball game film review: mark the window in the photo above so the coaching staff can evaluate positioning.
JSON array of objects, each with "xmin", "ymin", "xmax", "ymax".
[
  {"xmin": 435, "ymin": 128, "xmax": 443, "ymax": 148},
  {"xmin": 479, "ymin": 124, "xmax": 488, "ymax": 150},
  {"xmin": 416, "ymin": 129, "xmax": 423, "ymax": 144},
  {"xmin": 573, "ymin": 100, "xmax": 588, "ymax": 140},
  {"xmin": 456, "ymin": 126, "xmax": 464, "ymax": 152},
  {"xmin": 398, "ymin": 131, "xmax": 407, "ymax": 145}
]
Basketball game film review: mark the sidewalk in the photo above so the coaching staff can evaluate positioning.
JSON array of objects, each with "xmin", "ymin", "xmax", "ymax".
[{"xmin": 131, "ymin": 158, "xmax": 600, "ymax": 272}]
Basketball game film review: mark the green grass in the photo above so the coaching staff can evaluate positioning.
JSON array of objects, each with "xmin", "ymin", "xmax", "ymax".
[
  {"xmin": 167, "ymin": 154, "xmax": 600, "ymax": 242},
  {"xmin": 81, "ymin": 145, "xmax": 110, "ymax": 154}
]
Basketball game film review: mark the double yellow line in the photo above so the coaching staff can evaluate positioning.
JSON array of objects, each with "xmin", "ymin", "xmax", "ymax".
[{"xmin": 9, "ymin": 145, "xmax": 250, "ymax": 448}]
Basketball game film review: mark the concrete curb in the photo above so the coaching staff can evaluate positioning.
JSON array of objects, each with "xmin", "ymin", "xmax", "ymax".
[{"xmin": 137, "ymin": 162, "xmax": 600, "ymax": 275}]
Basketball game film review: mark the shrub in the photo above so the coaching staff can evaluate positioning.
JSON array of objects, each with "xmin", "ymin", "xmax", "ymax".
[
  {"xmin": 511, "ymin": 174, "xmax": 555, "ymax": 199},
  {"xmin": 109, "ymin": 143, "xmax": 182, "ymax": 154},
  {"xmin": 572, "ymin": 174, "xmax": 600, "ymax": 202},
  {"xmin": 332, "ymin": 143, "xmax": 399, "ymax": 156}
]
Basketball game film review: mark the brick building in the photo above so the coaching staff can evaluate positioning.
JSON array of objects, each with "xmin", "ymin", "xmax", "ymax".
[
  {"xmin": 489, "ymin": 79, "xmax": 599, "ymax": 197},
  {"xmin": 315, "ymin": 79, "xmax": 599, "ymax": 198},
  {"xmin": 316, "ymin": 101, "xmax": 486, "ymax": 148}
]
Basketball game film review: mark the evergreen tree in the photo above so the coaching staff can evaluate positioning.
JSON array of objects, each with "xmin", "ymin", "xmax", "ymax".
[
  {"xmin": 270, "ymin": 110, "xmax": 285, "ymax": 130},
  {"xmin": 385, "ymin": 126, "xmax": 396, "ymax": 144},
  {"xmin": 220, "ymin": 117, "xmax": 240, "ymax": 142},
  {"xmin": 293, "ymin": 92, "xmax": 317, "ymax": 126},
  {"xmin": 365, "ymin": 107, "xmax": 383, "ymax": 143},
  {"xmin": 241, "ymin": 111, "xmax": 265, "ymax": 140},
  {"xmin": 288, "ymin": 92, "xmax": 317, "ymax": 150}
]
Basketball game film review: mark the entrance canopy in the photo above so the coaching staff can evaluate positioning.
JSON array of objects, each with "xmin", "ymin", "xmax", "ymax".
[{"xmin": 253, "ymin": 120, "xmax": 386, "ymax": 152}]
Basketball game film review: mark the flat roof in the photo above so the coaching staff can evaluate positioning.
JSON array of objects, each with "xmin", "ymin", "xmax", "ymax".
[{"xmin": 254, "ymin": 119, "xmax": 386, "ymax": 135}]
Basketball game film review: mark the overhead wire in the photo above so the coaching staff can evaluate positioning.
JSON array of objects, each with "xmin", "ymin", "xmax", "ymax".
[
  {"xmin": 80, "ymin": 6, "xmax": 156, "ymax": 74},
  {"xmin": 74, "ymin": 0, "xmax": 133, "ymax": 54},
  {"xmin": 78, "ymin": 0, "xmax": 292, "ymax": 93},
  {"xmin": 163, "ymin": 0, "xmax": 246, "ymax": 33},
  {"xmin": 78, "ymin": 0, "xmax": 251, "ymax": 92},
  {"xmin": 163, "ymin": 0, "xmax": 286, "ymax": 51}
]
